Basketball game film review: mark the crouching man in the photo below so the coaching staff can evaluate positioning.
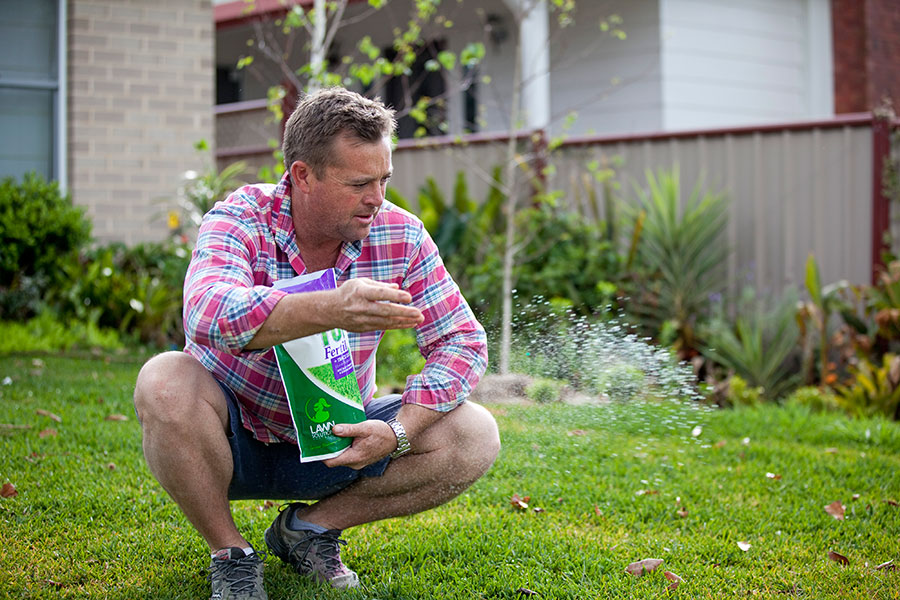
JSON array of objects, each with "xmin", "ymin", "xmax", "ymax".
[{"xmin": 133, "ymin": 87, "xmax": 500, "ymax": 599}]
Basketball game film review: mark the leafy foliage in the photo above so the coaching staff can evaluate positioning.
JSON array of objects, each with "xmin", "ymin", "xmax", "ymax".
[
  {"xmin": 835, "ymin": 354, "xmax": 900, "ymax": 420},
  {"xmin": 700, "ymin": 287, "xmax": 801, "ymax": 401},
  {"xmin": 625, "ymin": 168, "xmax": 729, "ymax": 357},
  {"xmin": 0, "ymin": 173, "xmax": 92, "ymax": 320}
]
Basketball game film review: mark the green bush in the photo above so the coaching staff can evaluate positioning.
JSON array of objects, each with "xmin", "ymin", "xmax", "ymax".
[
  {"xmin": 625, "ymin": 167, "xmax": 729, "ymax": 356},
  {"xmin": 0, "ymin": 313, "xmax": 121, "ymax": 354},
  {"xmin": 49, "ymin": 242, "xmax": 190, "ymax": 348},
  {"xmin": 0, "ymin": 173, "xmax": 92, "ymax": 319},
  {"xmin": 784, "ymin": 386, "xmax": 840, "ymax": 413},
  {"xmin": 375, "ymin": 328, "xmax": 426, "ymax": 392},
  {"xmin": 525, "ymin": 378, "xmax": 562, "ymax": 403},
  {"xmin": 699, "ymin": 286, "xmax": 801, "ymax": 401}
]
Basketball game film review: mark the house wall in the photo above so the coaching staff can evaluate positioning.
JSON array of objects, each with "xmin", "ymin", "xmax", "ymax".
[
  {"xmin": 68, "ymin": 0, "xmax": 214, "ymax": 244},
  {"xmin": 658, "ymin": 0, "xmax": 834, "ymax": 129},
  {"xmin": 547, "ymin": 2, "xmax": 663, "ymax": 136},
  {"xmin": 832, "ymin": 0, "xmax": 900, "ymax": 113}
]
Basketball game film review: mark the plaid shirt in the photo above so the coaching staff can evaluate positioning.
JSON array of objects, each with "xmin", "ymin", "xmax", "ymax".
[{"xmin": 183, "ymin": 173, "xmax": 487, "ymax": 444}]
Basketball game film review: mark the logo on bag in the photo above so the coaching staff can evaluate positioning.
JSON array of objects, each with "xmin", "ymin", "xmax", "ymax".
[{"xmin": 307, "ymin": 398, "xmax": 331, "ymax": 423}]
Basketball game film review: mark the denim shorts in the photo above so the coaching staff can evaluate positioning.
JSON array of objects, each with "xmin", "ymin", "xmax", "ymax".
[{"xmin": 217, "ymin": 379, "xmax": 400, "ymax": 501}]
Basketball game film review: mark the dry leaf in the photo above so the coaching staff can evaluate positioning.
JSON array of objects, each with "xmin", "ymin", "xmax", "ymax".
[
  {"xmin": 664, "ymin": 571, "xmax": 683, "ymax": 590},
  {"xmin": 567, "ymin": 429, "xmax": 587, "ymax": 436},
  {"xmin": 106, "ymin": 463, "xmax": 116, "ymax": 471},
  {"xmin": 884, "ymin": 499, "xmax": 899, "ymax": 507},
  {"xmin": 510, "ymin": 493, "xmax": 530, "ymax": 510},
  {"xmin": 36, "ymin": 409, "xmax": 61, "ymax": 423},
  {"xmin": 105, "ymin": 414, "xmax": 128, "ymax": 422},
  {"xmin": 714, "ymin": 440, "xmax": 727, "ymax": 448},
  {"xmin": 737, "ymin": 541, "xmax": 751, "ymax": 551},
  {"xmin": 635, "ymin": 489, "xmax": 659, "ymax": 496},
  {"xmin": 533, "ymin": 507, "xmax": 545, "ymax": 513},
  {"xmin": 625, "ymin": 558, "xmax": 664, "ymax": 577},
  {"xmin": 824, "ymin": 500, "xmax": 845, "ymax": 520},
  {"xmin": 0, "ymin": 423, "xmax": 31, "ymax": 430},
  {"xmin": 1, "ymin": 482, "xmax": 18, "ymax": 498},
  {"xmin": 828, "ymin": 550, "xmax": 850, "ymax": 566},
  {"xmin": 875, "ymin": 560, "xmax": 895, "ymax": 571},
  {"xmin": 851, "ymin": 494, "xmax": 860, "ymax": 501},
  {"xmin": 38, "ymin": 428, "xmax": 57, "ymax": 438},
  {"xmin": 516, "ymin": 588, "xmax": 538, "ymax": 597},
  {"xmin": 676, "ymin": 508, "xmax": 688, "ymax": 518},
  {"xmin": 766, "ymin": 472, "xmax": 782, "ymax": 480},
  {"xmin": 593, "ymin": 505, "xmax": 603, "ymax": 517}
]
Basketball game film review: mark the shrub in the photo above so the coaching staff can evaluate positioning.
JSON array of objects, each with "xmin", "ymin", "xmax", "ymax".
[
  {"xmin": 0, "ymin": 173, "xmax": 92, "ymax": 320},
  {"xmin": 525, "ymin": 378, "xmax": 562, "ymax": 403},
  {"xmin": 624, "ymin": 167, "xmax": 729, "ymax": 357},
  {"xmin": 784, "ymin": 386, "xmax": 840, "ymax": 413},
  {"xmin": 699, "ymin": 286, "xmax": 801, "ymax": 401},
  {"xmin": 834, "ymin": 354, "xmax": 900, "ymax": 420},
  {"xmin": 0, "ymin": 313, "xmax": 121, "ymax": 354}
]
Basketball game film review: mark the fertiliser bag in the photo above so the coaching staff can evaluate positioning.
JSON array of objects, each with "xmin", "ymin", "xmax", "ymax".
[{"xmin": 273, "ymin": 269, "xmax": 366, "ymax": 462}]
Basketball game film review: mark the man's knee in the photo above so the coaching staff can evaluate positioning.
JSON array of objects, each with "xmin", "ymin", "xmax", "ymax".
[
  {"xmin": 445, "ymin": 402, "xmax": 501, "ymax": 480},
  {"xmin": 134, "ymin": 351, "xmax": 224, "ymax": 427}
]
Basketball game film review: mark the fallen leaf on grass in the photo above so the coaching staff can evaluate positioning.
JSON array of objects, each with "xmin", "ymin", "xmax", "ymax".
[
  {"xmin": 106, "ymin": 463, "xmax": 116, "ymax": 471},
  {"xmin": 737, "ymin": 541, "xmax": 751, "ymax": 551},
  {"xmin": 36, "ymin": 409, "xmax": 61, "ymax": 422},
  {"xmin": 38, "ymin": 428, "xmax": 57, "ymax": 438},
  {"xmin": 828, "ymin": 551, "xmax": 849, "ymax": 566},
  {"xmin": 714, "ymin": 440, "xmax": 727, "ymax": 448},
  {"xmin": 105, "ymin": 414, "xmax": 129, "ymax": 422},
  {"xmin": 516, "ymin": 588, "xmax": 538, "ymax": 596},
  {"xmin": 824, "ymin": 501, "xmax": 845, "ymax": 520},
  {"xmin": 625, "ymin": 558, "xmax": 664, "ymax": 577},
  {"xmin": 593, "ymin": 505, "xmax": 603, "ymax": 517},
  {"xmin": 1, "ymin": 482, "xmax": 18, "ymax": 498},
  {"xmin": 635, "ymin": 489, "xmax": 659, "ymax": 496},
  {"xmin": 0, "ymin": 423, "xmax": 31, "ymax": 431},
  {"xmin": 510, "ymin": 493, "xmax": 530, "ymax": 510},
  {"xmin": 884, "ymin": 499, "xmax": 899, "ymax": 507},
  {"xmin": 766, "ymin": 472, "xmax": 782, "ymax": 480},
  {"xmin": 676, "ymin": 508, "xmax": 688, "ymax": 518},
  {"xmin": 875, "ymin": 560, "xmax": 895, "ymax": 571},
  {"xmin": 533, "ymin": 507, "xmax": 545, "ymax": 513},
  {"xmin": 664, "ymin": 571, "xmax": 683, "ymax": 590}
]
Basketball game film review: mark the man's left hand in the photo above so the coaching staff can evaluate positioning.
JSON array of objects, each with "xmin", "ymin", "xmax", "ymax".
[{"xmin": 324, "ymin": 420, "xmax": 397, "ymax": 470}]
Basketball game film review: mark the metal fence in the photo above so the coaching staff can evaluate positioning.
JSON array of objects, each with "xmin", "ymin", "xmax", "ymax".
[{"xmin": 217, "ymin": 108, "xmax": 899, "ymax": 299}]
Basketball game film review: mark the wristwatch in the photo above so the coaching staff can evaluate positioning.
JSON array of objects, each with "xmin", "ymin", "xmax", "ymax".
[{"xmin": 386, "ymin": 418, "xmax": 412, "ymax": 458}]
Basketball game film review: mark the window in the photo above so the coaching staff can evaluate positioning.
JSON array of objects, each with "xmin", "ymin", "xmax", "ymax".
[{"xmin": 0, "ymin": 0, "xmax": 65, "ymax": 186}]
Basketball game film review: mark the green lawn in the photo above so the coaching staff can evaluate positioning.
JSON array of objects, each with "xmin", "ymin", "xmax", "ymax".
[{"xmin": 1, "ymin": 355, "xmax": 899, "ymax": 599}]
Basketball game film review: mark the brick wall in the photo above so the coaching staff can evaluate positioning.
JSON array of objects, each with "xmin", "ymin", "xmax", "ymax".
[
  {"xmin": 68, "ymin": 0, "xmax": 214, "ymax": 244},
  {"xmin": 832, "ymin": 0, "xmax": 900, "ymax": 114}
]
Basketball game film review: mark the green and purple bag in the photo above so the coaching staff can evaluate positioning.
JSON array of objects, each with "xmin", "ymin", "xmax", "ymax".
[{"xmin": 273, "ymin": 269, "xmax": 366, "ymax": 462}]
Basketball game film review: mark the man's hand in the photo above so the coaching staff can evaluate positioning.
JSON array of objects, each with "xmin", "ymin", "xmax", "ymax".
[
  {"xmin": 324, "ymin": 419, "xmax": 397, "ymax": 470},
  {"xmin": 333, "ymin": 278, "xmax": 424, "ymax": 332},
  {"xmin": 245, "ymin": 277, "xmax": 423, "ymax": 349}
]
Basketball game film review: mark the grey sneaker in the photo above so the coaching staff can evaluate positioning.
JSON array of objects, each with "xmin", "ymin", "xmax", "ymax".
[
  {"xmin": 264, "ymin": 503, "xmax": 359, "ymax": 589},
  {"xmin": 208, "ymin": 547, "xmax": 267, "ymax": 600}
]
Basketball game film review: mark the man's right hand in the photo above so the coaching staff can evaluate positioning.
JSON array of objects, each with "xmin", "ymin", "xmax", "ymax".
[
  {"xmin": 245, "ymin": 277, "xmax": 423, "ymax": 349},
  {"xmin": 332, "ymin": 278, "xmax": 424, "ymax": 332}
]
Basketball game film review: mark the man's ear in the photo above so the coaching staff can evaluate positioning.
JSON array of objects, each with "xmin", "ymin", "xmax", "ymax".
[{"xmin": 289, "ymin": 161, "xmax": 313, "ymax": 193}]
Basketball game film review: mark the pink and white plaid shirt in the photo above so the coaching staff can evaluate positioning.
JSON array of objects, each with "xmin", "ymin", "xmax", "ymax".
[{"xmin": 183, "ymin": 173, "xmax": 487, "ymax": 444}]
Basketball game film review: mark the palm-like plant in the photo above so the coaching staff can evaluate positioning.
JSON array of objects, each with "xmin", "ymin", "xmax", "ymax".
[
  {"xmin": 626, "ymin": 168, "xmax": 729, "ymax": 357},
  {"xmin": 700, "ymin": 287, "xmax": 802, "ymax": 401}
]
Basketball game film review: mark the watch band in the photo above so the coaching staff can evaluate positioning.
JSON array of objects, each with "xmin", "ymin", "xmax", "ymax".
[{"xmin": 386, "ymin": 418, "xmax": 412, "ymax": 458}]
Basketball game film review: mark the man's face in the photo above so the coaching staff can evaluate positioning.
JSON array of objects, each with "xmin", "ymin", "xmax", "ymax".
[{"xmin": 293, "ymin": 134, "xmax": 393, "ymax": 247}]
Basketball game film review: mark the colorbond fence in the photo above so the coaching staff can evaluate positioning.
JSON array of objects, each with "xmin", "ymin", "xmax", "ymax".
[{"xmin": 216, "ymin": 107, "xmax": 899, "ymax": 299}]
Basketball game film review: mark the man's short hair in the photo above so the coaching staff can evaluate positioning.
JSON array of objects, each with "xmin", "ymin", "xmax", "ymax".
[{"xmin": 282, "ymin": 87, "xmax": 397, "ymax": 178}]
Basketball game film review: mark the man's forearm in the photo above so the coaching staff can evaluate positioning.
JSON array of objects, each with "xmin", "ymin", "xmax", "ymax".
[{"xmin": 244, "ymin": 291, "xmax": 336, "ymax": 350}]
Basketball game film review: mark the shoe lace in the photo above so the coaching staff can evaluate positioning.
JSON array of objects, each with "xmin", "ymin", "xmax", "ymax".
[
  {"xmin": 208, "ymin": 552, "xmax": 264, "ymax": 593},
  {"xmin": 287, "ymin": 531, "xmax": 347, "ymax": 576}
]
